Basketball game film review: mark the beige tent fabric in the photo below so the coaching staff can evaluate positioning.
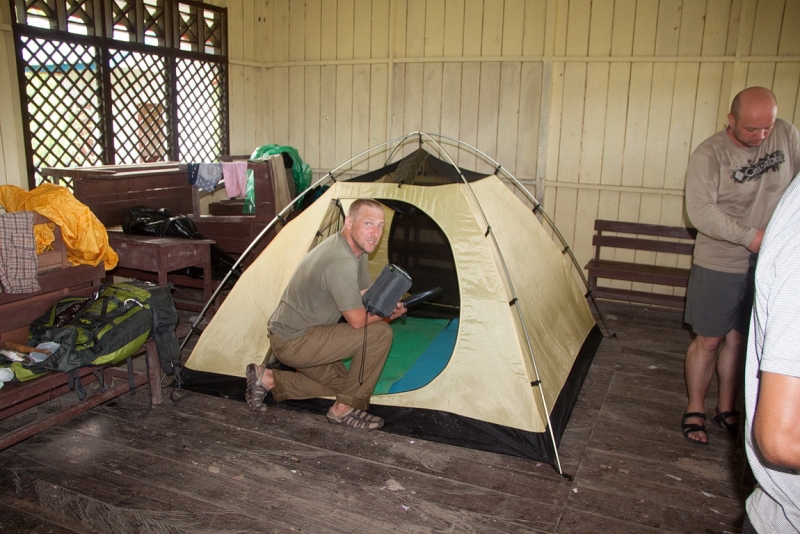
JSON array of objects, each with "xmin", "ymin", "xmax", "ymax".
[
  {"xmin": 185, "ymin": 177, "xmax": 594, "ymax": 433},
  {"xmin": 187, "ymin": 189, "xmax": 337, "ymax": 375}
]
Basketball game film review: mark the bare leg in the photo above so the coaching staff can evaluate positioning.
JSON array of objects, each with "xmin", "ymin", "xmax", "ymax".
[
  {"xmin": 330, "ymin": 401, "xmax": 355, "ymax": 416},
  {"xmin": 715, "ymin": 329, "xmax": 745, "ymax": 423},
  {"xmin": 259, "ymin": 367, "xmax": 276, "ymax": 389},
  {"xmin": 684, "ymin": 334, "xmax": 724, "ymax": 443}
]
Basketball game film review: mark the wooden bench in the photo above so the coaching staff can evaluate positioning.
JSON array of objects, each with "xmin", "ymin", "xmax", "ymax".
[
  {"xmin": 584, "ymin": 220, "xmax": 697, "ymax": 309},
  {"xmin": 106, "ymin": 231, "xmax": 216, "ymax": 316},
  {"xmin": 41, "ymin": 158, "xmax": 285, "ymax": 262},
  {"xmin": 39, "ymin": 160, "xmax": 276, "ymax": 310},
  {"xmin": 190, "ymin": 156, "xmax": 288, "ymax": 266},
  {"xmin": 0, "ymin": 213, "xmax": 162, "ymax": 451},
  {"xmin": 0, "ymin": 341, "xmax": 162, "ymax": 451},
  {"xmin": 39, "ymin": 163, "xmax": 207, "ymax": 311},
  {"xmin": 0, "ymin": 214, "xmax": 103, "ymax": 339}
]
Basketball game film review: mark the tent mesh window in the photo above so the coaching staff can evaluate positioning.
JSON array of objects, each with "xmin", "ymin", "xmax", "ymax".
[{"xmin": 11, "ymin": 0, "xmax": 229, "ymax": 189}]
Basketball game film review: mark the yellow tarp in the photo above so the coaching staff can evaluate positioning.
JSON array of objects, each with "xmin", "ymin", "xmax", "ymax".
[{"xmin": 0, "ymin": 183, "xmax": 118, "ymax": 269}]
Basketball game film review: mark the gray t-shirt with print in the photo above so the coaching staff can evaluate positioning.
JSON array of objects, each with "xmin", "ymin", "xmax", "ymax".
[{"xmin": 685, "ymin": 118, "xmax": 800, "ymax": 273}]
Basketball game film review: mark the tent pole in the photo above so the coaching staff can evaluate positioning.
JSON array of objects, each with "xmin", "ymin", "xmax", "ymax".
[
  {"xmin": 404, "ymin": 133, "xmax": 567, "ymax": 475},
  {"xmin": 409, "ymin": 133, "xmax": 614, "ymax": 339}
]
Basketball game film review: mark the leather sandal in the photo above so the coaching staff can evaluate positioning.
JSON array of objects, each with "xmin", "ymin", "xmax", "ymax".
[
  {"xmin": 713, "ymin": 407, "xmax": 740, "ymax": 439},
  {"xmin": 245, "ymin": 363, "xmax": 269, "ymax": 414},
  {"xmin": 682, "ymin": 412, "xmax": 708, "ymax": 446},
  {"xmin": 326, "ymin": 408, "xmax": 384, "ymax": 431}
]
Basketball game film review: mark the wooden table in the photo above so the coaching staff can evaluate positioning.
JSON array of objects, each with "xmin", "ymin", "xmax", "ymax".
[{"xmin": 107, "ymin": 232, "xmax": 215, "ymax": 314}]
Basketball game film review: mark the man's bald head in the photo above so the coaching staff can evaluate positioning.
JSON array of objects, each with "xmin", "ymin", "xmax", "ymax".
[
  {"xmin": 730, "ymin": 86, "xmax": 777, "ymax": 120},
  {"xmin": 727, "ymin": 87, "xmax": 778, "ymax": 149}
]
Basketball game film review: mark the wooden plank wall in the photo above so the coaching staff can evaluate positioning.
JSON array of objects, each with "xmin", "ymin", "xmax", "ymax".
[
  {"xmin": 219, "ymin": 0, "xmax": 800, "ymax": 291},
  {"xmin": 2, "ymin": 1, "xmax": 799, "ymax": 290}
]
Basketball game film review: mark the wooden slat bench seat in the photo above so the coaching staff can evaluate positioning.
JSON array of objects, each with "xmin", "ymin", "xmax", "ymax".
[
  {"xmin": 0, "ymin": 340, "xmax": 162, "ymax": 451},
  {"xmin": 585, "ymin": 220, "xmax": 697, "ymax": 309}
]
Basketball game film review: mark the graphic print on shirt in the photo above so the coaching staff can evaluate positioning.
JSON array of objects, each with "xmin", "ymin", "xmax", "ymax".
[{"xmin": 730, "ymin": 150, "xmax": 785, "ymax": 183}]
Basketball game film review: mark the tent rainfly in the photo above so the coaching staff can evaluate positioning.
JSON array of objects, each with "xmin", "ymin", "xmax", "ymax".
[{"xmin": 183, "ymin": 138, "xmax": 602, "ymax": 473}]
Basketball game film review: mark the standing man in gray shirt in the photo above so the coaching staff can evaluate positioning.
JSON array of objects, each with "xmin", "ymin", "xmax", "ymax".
[{"xmin": 681, "ymin": 86, "xmax": 800, "ymax": 446}]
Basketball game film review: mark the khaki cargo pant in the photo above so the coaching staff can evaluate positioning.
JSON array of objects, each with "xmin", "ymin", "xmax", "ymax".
[{"xmin": 268, "ymin": 321, "xmax": 392, "ymax": 411}]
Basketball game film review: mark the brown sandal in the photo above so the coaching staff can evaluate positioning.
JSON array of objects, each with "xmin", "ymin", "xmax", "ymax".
[
  {"xmin": 326, "ymin": 408, "xmax": 384, "ymax": 430},
  {"xmin": 245, "ymin": 363, "xmax": 269, "ymax": 413}
]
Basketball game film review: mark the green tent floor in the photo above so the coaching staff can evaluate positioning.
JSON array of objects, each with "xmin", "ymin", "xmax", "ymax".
[{"xmin": 344, "ymin": 317, "xmax": 458, "ymax": 394}]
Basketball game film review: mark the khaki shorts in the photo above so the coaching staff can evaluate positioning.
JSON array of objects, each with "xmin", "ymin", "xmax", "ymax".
[{"xmin": 684, "ymin": 264, "xmax": 754, "ymax": 337}]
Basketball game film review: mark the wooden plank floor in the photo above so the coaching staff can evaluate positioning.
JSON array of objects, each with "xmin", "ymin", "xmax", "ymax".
[{"xmin": 0, "ymin": 301, "xmax": 749, "ymax": 533}]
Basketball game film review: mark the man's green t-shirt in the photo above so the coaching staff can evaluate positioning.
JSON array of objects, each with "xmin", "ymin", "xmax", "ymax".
[{"xmin": 268, "ymin": 233, "xmax": 371, "ymax": 339}]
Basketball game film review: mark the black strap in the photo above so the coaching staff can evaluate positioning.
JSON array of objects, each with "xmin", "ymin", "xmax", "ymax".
[
  {"xmin": 68, "ymin": 369, "xmax": 86, "ymax": 401},
  {"xmin": 93, "ymin": 368, "xmax": 106, "ymax": 392},
  {"xmin": 138, "ymin": 352, "xmax": 156, "ymax": 417},
  {"xmin": 169, "ymin": 361, "xmax": 190, "ymax": 403},
  {"xmin": 359, "ymin": 309, "xmax": 368, "ymax": 385},
  {"xmin": 172, "ymin": 362, "xmax": 183, "ymax": 389},
  {"xmin": 126, "ymin": 357, "xmax": 135, "ymax": 393}
]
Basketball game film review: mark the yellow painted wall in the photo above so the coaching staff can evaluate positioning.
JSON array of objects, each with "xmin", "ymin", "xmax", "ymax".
[
  {"xmin": 2, "ymin": 0, "xmax": 799, "ymax": 291},
  {"xmin": 222, "ymin": 0, "xmax": 800, "ymax": 294}
]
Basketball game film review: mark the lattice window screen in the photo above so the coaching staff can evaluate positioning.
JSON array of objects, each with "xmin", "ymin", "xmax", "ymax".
[
  {"xmin": 21, "ymin": 36, "xmax": 105, "ymax": 190},
  {"xmin": 110, "ymin": 50, "xmax": 170, "ymax": 163},
  {"xmin": 12, "ymin": 0, "xmax": 228, "ymax": 188},
  {"xmin": 176, "ymin": 58, "xmax": 226, "ymax": 162}
]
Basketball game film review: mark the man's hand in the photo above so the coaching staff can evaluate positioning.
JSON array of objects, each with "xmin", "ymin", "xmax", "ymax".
[
  {"xmin": 387, "ymin": 301, "xmax": 407, "ymax": 321},
  {"xmin": 748, "ymin": 228, "xmax": 765, "ymax": 253},
  {"xmin": 342, "ymin": 301, "xmax": 408, "ymax": 328}
]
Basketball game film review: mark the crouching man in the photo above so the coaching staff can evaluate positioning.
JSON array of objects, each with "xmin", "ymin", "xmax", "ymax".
[{"xmin": 245, "ymin": 199, "xmax": 406, "ymax": 430}]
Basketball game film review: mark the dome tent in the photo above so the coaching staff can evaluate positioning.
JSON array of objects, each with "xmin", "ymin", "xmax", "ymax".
[{"xmin": 183, "ymin": 134, "xmax": 601, "ymax": 473}]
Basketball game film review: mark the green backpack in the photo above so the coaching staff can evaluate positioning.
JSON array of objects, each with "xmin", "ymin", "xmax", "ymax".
[{"xmin": 27, "ymin": 281, "xmax": 181, "ymax": 378}]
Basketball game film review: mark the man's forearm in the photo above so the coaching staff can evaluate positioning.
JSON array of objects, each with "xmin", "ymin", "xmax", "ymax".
[{"xmin": 686, "ymin": 198, "xmax": 756, "ymax": 247}]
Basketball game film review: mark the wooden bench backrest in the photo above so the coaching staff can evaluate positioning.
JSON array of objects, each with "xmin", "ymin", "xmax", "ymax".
[
  {"xmin": 41, "ymin": 161, "xmax": 283, "ymax": 263},
  {"xmin": 53, "ymin": 161, "xmax": 279, "ymax": 227},
  {"xmin": 72, "ymin": 170, "xmax": 194, "ymax": 227},
  {"xmin": 593, "ymin": 219, "xmax": 697, "ymax": 259},
  {"xmin": 1, "ymin": 213, "xmax": 103, "ymax": 336}
]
